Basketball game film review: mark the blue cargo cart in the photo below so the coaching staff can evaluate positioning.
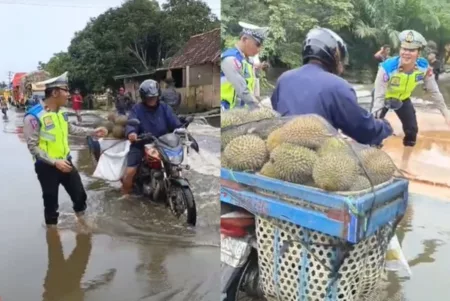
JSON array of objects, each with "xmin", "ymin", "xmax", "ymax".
[{"xmin": 220, "ymin": 167, "xmax": 409, "ymax": 301}]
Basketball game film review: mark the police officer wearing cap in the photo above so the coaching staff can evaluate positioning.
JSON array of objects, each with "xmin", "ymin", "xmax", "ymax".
[
  {"xmin": 372, "ymin": 30, "xmax": 450, "ymax": 172},
  {"xmin": 23, "ymin": 72, "xmax": 108, "ymax": 229},
  {"xmin": 220, "ymin": 22, "xmax": 268, "ymax": 110},
  {"xmin": 271, "ymin": 27, "xmax": 393, "ymax": 146}
]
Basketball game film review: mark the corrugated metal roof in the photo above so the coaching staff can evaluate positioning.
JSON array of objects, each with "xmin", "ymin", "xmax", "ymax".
[{"xmin": 169, "ymin": 28, "xmax": 220, "ymax": 69}]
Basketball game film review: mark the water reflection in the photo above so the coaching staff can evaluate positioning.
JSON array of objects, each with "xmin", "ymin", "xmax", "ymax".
[
  {"xmin": 136, "ymin": 245, "xmax": 170, "ymax": 298},
  {"xmin": 42, "ymin": 230, "xmax": 92, "ymax": 301}
]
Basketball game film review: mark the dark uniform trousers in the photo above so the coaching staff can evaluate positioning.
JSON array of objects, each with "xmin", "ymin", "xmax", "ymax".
[
  {"xmin": 379, "ymin": 98, "xmax": 418, "ymax": 147},
  {"xmin": 35, "ymin": 160, "xmax": 87, "ymax": 225}
]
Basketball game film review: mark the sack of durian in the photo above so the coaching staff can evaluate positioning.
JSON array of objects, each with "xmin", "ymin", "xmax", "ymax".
[
  {"xmin": 100, "ymin": 111, "xmax": 128, "ymax": 139},
  {"xmin": 221, "ymin": 113, "xmax": 398, "ymax": 193}
]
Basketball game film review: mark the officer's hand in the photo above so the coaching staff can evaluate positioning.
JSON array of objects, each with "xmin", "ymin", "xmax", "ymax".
[
  {"xmin": 55, "ymin": 160, "xmax": 73, "ymax": 173},
  {"xmin": 128, "ymin": 133, "xmax": 138, "ymax": 142},
  {"xmin": 94, "ymin": 126, "xmax": 108, "ymax": 138}
]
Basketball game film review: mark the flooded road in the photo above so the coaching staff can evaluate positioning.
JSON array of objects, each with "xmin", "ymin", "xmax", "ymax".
[
  {"xmin": 0, "ymin": 109, "xmax": 220, "ymax": 301},
  {"xmin": 379, "ymin": 193, "xmax": 450, "ymax": 301}
]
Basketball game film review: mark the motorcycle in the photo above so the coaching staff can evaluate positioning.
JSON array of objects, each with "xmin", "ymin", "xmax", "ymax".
[
  {"xmin": 87, "ymin": 116, "xmax": 199, "ymax": 226},
  {"xmin": 131, "ymin": 116, "xmax": 199, "ymax": 226},
  {"xmin": 221, "ymin": 203, "xmax": 265, "ymax": 301}
]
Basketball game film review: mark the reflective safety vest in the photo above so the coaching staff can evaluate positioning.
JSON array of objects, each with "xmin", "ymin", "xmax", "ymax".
[
  {"xmin": 220, "ymin": 47, "xmax": 256, "ymax": 110},
  {"xmin": 25, "ymin": 104, "xmax": 70, "ymax": 161},
  {"xmin": 381, "ymin": 56, "xmax": 429, "ymax": 101}
]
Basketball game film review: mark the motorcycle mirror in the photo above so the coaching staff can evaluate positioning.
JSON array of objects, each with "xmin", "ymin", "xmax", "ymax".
[
  {"xmin": 188, "ymin": 134, "xmax": 200, "ymax": 153},
  {"xmin": 185, "ymin": 116, "xmax": 194, "ymax": 123},
  {"xmin": 127, "ymin": 118, "xmax": 140, "ymax": 126}
]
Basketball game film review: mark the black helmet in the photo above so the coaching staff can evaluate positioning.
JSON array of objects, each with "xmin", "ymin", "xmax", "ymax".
[
  {"xmin": 139, "ymin": 79, "xmax": 160, "ymax": 101},
  {"xmin": 302, "ymin": 27, "xmax": 349, "ymax": 74}
]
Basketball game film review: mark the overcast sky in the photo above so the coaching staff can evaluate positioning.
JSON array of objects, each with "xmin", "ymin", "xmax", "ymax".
[{"xmin": 0, "ymin": 0, "xmax": 220, "ymax": 82}]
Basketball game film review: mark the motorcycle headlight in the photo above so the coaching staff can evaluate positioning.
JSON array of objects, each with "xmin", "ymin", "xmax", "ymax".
[
  {"xmin": 168, "ymin": 153, "xmax": 183, "ymax": 165},
  {"xmin": 164, "ymin": 147, "xmax": 184, "ymax": 165}
]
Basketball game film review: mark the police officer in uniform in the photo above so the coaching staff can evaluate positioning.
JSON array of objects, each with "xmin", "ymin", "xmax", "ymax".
[
  {"xmin": 220, "ymin": 22, "xmax": 269, "ymax": 111},
  {"xmin": 372, "ymin": 30, "xmax": 450, "ymax": 172},
  {"xmin": 23, "ymin": 72, "xmax": 108, "ymax": 229}
]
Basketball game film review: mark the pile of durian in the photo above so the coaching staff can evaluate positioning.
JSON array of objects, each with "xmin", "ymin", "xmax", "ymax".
[
  {"xmin": 98, "ymin": 112, "xmax": 129, "ymax": 139},
  {"xmin": 221, "ymin": 108, "xmax": 397, "ymax": 192}
]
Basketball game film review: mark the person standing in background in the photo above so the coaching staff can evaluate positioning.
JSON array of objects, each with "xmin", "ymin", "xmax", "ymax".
[
  {"xmin": 427, "ymin": 52, "xmax": 441, "ymax": 82},
  {"xmin": 71, "ymin": 89, "xmax": 83, "ymax": 122},
  {"xmin": 374, "ymin": 45, "xmax": 391, "ymax": 63},
  {"xmin": 115, "ymin": 87, "xmax": 130, "ymax": 115},
  {"xmin": 1, "ymin": 96, "xmax": 8, "ymax": 118},
  {"xmin": 160, "ymin": 78, "xmax": 181, "ymax": 113}
]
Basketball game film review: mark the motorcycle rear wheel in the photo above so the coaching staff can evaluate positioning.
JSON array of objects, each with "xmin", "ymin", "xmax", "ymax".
[
  {"xmin": 171, "ymin": 184, "xmax": 197, "ymax": 226},
  {"xmin": 226, "ymin": 253, "xmax": 265, "ymax": 301}
]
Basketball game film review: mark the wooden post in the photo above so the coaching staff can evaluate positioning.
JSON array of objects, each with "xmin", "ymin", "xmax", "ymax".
[
  {"xmin": 186, "ymin": 65, "xmax": 190, "ymax": 111},
  {"xmin": 211, "ymin": 64, "xmax": 215, "ymax": 109}
]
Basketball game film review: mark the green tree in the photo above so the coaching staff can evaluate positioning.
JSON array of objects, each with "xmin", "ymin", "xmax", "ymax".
[{"xmin": 222, "ymin": 0, "xmax": 450, "ymax": 82}]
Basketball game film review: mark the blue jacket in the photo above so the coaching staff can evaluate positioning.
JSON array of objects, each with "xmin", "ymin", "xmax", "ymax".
[
  {"xmin": 125, "ymin": 102, "xmax": 182, "ymax": 148},
  {"xmin": 271, "ymin": 64, "xmax": 392, "ymax": 146}
]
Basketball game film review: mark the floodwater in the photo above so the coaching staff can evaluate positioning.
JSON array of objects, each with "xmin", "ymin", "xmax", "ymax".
[
  {"xmin": 0, "ymin": 109, "xmax": 220, "ymax": 301},
  {"xmin": 378, "ymin": 193, "xmax": 450, "ymax": 301}
]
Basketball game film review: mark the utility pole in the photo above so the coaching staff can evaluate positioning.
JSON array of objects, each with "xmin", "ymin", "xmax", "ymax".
[{"xmin": 7, "ymin": 71, "xmax": 13, "ymax": 87}]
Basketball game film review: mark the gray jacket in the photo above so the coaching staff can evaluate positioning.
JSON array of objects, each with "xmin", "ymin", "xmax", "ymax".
[{"xmin": 160, "ymin": 87, "xmax": 181, "ymax": 111}]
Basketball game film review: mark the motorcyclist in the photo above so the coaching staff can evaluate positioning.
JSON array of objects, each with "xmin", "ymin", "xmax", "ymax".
[
  {"xmin": 220, "ymin": 22, "xmax": 269, "ymax": 111},
  {"xmin": 372, "ymin": 30, "xmax": 450, "ymax": 172},
  {"xmin": 121, "ymin": 79, "xmax": 182, "ymax": 198},
  {"xmin": 271, "ymin": 27, "xmax": 393, "ymax": 146}
]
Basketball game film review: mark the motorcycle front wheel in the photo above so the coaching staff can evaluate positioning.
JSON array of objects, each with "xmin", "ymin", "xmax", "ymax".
[{"xmin": 171, "ymin": 184, "xmax": 197, "ymax": 226}]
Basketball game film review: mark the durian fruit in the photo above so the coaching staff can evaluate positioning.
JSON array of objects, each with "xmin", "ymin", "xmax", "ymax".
[
  {"xmin": 312, "ymin": 153, "xmax": 359, "ymax": 191},
  {"xmin": 250, "ymin": 118, "xmax": 288, "ymax": 140},
  {"xmin": 222, "ymin": 135, "xmax": 269, "ymax": 171},
  {"xmin": 221, "ymin": 114, "xmax": 242, "ymax": 128},
  {"xmin": 229, "ymin": 108, "xmax": 251, "ymax": 121},
  {"xmin": 270, "ymin": 143, "xmax": 318, "ymax": 184},
  {"xmin": 266, "ymin": 128, "xmax": 284, "ymax": 152},
  {"xmin": 244, "ymin": 107, "xmax": 279, "ymax": 123},
  {"xmin": 317, "ymin": 137, "xmax": 351, "ymax": 157},
  {"xmin": 115, "ymin": 115, "xmax": 128, "ymax": 126},
  {"xmin": 358, "ymin": 148, "xmax": 396, "ymax": 185},
  {"xmin": 221, "ymin": 155, "xmax": 230, "ymax": 169},
  {"xmin": 221, "ymin": 126, "xmax": 248, "ymax": 150},
  {"xmin": 99, "ymin": 120, "xmax": 115, "ymax": 133},
  {"xmin": 259, "ymin": 161, "xmax": 278, "ymax": 178},
  {"xmin": 267, "ymin": 115, "xmax": 335, "ymax": 150},
  {"xmin": 111, "ymin": 125, "xmax": 125, "ymax": 139},
  {"xmin": 350, "ymin": 175, "xmax": 372, "ymax": 191},
  {"xmin": 107, "ymin": 112, "xmax": 116, "ymax": 123},
  {"xmin": 304, "ymin": 181, "xmax": 318, "ymax": 188}
]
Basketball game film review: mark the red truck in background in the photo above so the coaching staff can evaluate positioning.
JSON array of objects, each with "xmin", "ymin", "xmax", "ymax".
[
  {"xmin": 11, "ymin": 71, "xmax": 50, "ymax": 110},
  {"xmin": 11, "ymin": 72, "xmax": 26, "ymax": 107}
]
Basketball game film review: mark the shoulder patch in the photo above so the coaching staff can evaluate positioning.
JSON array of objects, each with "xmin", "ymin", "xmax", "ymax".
[
  {"xmin": 233, "ymin": 58, "xmax": 242, "ymax": 71},
  {"xmin": 43, "ymin": 116, "xmax": 55, "ymax": 130},
  {"xmin": 29, "ymin": 117, "xmax": 39, "ymax": 130}
]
